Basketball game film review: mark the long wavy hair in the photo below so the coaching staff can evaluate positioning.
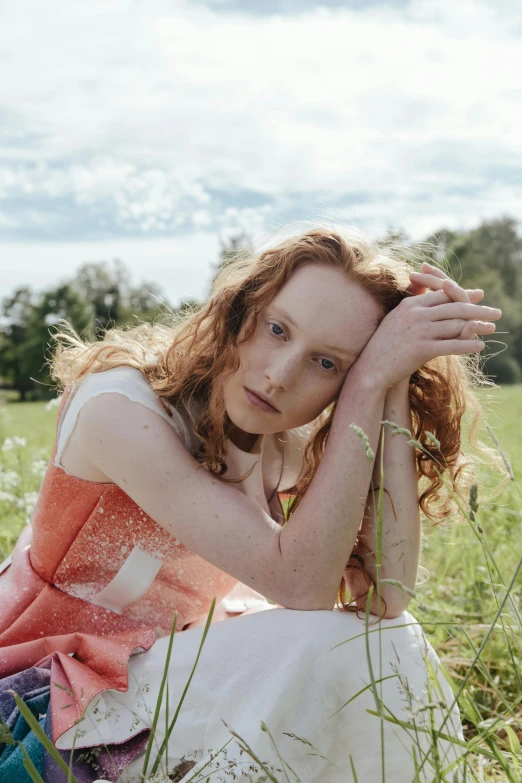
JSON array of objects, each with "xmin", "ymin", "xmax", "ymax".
[{"xmin": 49, "ymin": 225, "xmax": 507, "ymax": 618}]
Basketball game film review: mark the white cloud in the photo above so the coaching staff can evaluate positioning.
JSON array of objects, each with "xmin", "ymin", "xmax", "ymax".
[{"xmin": 0, "ymin": 0, "xmax": 521, "ymax": 292}]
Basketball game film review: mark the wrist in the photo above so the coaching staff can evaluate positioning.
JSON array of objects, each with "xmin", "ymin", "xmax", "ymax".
[{"xmin": 345, "ymin": 357, "xmax": 392, "ymax": 396}]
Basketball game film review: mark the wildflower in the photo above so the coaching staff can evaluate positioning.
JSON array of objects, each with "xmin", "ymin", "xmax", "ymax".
[
  {"xmin": 0, "ymin": 490, "xmax": 17, "ymax": 504},
  {"xmin": 45, "ymin": 396, "xmax": 62, "ymax": 411},
  {"xmin": 31, "ymin": 459, "xmax": 48, "ymax": 477},
  {"xmin": 22, "ymin": 492, "xmax": 39, "ymax": 516},
  {"xmin": 0, "ymin": 470, "xmax": 20, "ymax": 490},
  {"xmin": 1, "ymin": 436, "xmax": 26, "ymax": 452}
]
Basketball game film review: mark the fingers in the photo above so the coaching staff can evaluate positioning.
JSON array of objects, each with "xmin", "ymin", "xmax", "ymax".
[
  {"xmin": 459, "ymin": 320, "xmax": 496, "ymax": 340},
  {"xmin": 441, "ymin": 279, "xmax": 470, "ymax": 303},
  {"xmin": 413, "ymin": 288, "xmax": 466, "ymax": 306},
  {"xmin": 430, "ymin": 302, "xmax": 502, "ymax": 322},
  {"xmin": 409, "ymin": 271, "xmax": 484, "ymax": 303},
  {"xmin": 433, "ymin": 338, "xmax": 485, "ymax": 356},
  {"xmin": 433, "ymin": 319, "xmax": 496, "ymax": 339}
]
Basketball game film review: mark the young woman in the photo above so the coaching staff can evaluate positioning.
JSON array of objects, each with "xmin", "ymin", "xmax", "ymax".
[{"xmin": 0, "ymin": 227, "xmax": 504, "ymax": 783}]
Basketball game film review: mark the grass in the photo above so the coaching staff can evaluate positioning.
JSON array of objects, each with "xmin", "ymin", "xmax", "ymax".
[{"xmin": 0, "ymin": 385, "xmax": 521, "ymax": 781}]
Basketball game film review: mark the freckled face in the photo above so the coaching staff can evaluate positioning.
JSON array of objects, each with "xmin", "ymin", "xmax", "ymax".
[{"xmin": 222, "ymin": 263, "xmax": 384, "ymax": 435}]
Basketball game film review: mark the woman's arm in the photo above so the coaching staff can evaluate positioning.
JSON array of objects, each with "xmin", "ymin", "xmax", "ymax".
[
  {"xmin": 77, "ymin": 376, "xmax": 388, "ymax": 612},
  {"xmin": 344, "ymin": 378, "xmax": 421, "ymax": 618}
]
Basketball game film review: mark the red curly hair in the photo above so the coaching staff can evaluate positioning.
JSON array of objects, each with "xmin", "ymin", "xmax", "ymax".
[{"xmin": 50, "ymin": 225, "xmax": 507, "ymax": 619}]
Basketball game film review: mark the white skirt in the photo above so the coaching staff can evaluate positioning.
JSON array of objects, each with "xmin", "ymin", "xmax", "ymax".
[{"xmin": 58, "ymin": 604, "xmax": 466, "ymax": 783}]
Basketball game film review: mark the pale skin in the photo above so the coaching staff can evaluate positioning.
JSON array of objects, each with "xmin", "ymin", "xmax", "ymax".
[
  {"xmin": 66, "ymin": 261, "xmax": 502, "ymax": 617},
  {"xmin": 354, "ymin": 266, "xmax": 490, "ymax": 616},
  {"xmin": 223, "ymin": 262, "xmax": 498, "ymax": 616}
]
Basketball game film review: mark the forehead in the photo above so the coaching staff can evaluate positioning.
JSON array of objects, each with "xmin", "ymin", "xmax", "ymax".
[{"xmin": 268, "ymin": 263, "xmax": 384, "ymax": 355}]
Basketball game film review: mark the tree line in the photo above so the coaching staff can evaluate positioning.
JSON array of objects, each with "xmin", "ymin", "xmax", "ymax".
[{"xmin": 1, "ymin": 216, "xmax": 521, "ymax": 401}]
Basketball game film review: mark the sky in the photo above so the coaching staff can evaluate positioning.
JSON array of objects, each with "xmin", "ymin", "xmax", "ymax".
[{"xmin": 1, "ymin": 0, "xmax": 521, "ymax": 307}]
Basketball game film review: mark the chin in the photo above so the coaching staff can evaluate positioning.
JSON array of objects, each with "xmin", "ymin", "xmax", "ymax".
[
  {"xmin": 225, "ymin": 399, "xmax": 256, "ymax": 433},
  {"xmin": 225, "ymin": 400, "xmax": 281, "ymax": 435}
]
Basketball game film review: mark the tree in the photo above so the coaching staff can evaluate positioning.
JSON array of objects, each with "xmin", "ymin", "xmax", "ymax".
[
  {"xmin": 72, "ymin": 259, "xmax": 174, "ymax": 336},
  {"xmin": 422, "ymin": 217, "xmax": 522, "ymax": 379},
  {"xmin": 0, "ymin": 287, "xmax": 38, "ymax": 401},
  {"xmin": 0, "ymin": 284, "xmax": 91, "ymax": 400},
  {"xmin": 72, "ymin": 259, "xmax": 128, "ymax": 338},
  {"xmin": 210, "ymin": 232, "xmax": 254, "ymax": 291},
  {"xmin": 0, "ymin": 261, "xmax": 175, "ymax": 400}
]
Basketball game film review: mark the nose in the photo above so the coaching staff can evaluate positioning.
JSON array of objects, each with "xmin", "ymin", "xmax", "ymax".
[{"xmin": 264, "ymin": 350, "xmax": 300, "ymax": 391}]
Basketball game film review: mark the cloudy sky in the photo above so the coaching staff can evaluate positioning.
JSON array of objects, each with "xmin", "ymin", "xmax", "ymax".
[{"xmin": 1, "ymin": 0, "xmax": 520, "ymax": 306}]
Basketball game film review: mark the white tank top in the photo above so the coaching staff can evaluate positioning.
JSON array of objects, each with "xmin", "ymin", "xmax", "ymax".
[{"xmin": 54, "ymin": 366, "xmax": 199, "ymax": 475}]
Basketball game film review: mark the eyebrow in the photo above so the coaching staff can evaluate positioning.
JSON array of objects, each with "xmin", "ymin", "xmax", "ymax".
[{"xmin": 269, "ymin": 305, "xmax": 358, "ymax": 360}]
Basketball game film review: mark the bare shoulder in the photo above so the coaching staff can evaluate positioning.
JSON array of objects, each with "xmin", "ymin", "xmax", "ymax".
[
  {"xmin": 76, "ymin": 391, "xmax": 190, "ymax": 470},
  {"xmin": 59, "ymin": 393, "xmax": 129, "ymax": 483}
]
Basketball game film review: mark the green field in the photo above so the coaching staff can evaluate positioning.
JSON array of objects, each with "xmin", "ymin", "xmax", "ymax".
[{"xmin": 0, "ymin": 386, "xmax": 521, "ymax": 780}]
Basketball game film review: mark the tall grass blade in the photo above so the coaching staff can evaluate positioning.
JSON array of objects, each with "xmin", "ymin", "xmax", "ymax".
[
  {"xmin": 12, "ymin": 692, "xmax": 79, "ymax": 783},
  {"xmin": 141, "ymin": 610, "xmax": 178, "ymax": 778},
  {"xmin": 18, "ymin": 741, "xmax": 46, "ymax": 783},
  {"xmin": 149, "ymin": 597, "xmax": 217, "ymax": 777}
]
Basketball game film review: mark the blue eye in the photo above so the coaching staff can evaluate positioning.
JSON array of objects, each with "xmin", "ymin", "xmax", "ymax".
[
  {"xmin": 267, "ymin": 321, "xmax": 337, "ymax": 373},
  {"xmin": 318, "ymin": 358, "xmax": 336, "ymax": 372}
]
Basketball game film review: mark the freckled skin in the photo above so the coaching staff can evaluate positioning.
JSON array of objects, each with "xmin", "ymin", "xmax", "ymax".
[
  {"xmin": 223, "ymin": 264, "xmax": 383, "ymax": 448},
  {"xmin": 0, "ymin": 265, "xmax": 388, "ymax": 750}
]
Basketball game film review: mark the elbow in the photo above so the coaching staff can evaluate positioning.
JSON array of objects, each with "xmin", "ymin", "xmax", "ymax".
[
  {"xmin": 354, "ymin": 594, "xmax": 412, "ymax": 620},
  {"xmin": 382, "ymin": 593, "xmax": 413, "ymax": 619},
  {"xmin": 382, "ymin": 606, "xmax": 408, "ymax": 620},
  {"xmin": 380, "ymin": 596, "xmax": 412, "ymax": 619},
  {"xmin": 282, "ymin": 586, "xmax": 338, "ymax": 612}
]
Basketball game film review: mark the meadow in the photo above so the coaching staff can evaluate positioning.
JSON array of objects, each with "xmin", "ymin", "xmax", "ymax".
[{"xmin": 0, "ymin": 385, "xmax": 521, "ymax": 782}]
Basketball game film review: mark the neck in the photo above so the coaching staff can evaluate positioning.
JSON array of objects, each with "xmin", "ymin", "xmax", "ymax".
[{"xmin": 228, "ymin": 424, "xmax": 260, "ymax": 453}]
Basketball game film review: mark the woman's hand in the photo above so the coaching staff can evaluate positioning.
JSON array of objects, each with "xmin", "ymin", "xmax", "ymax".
[
  {"xmin": 407, "ymin": 262, "xmax": 487, "ymax": 340},
  {"xmin": 353, "ymin": 262, "xmax": 501, "ymax": 391}
]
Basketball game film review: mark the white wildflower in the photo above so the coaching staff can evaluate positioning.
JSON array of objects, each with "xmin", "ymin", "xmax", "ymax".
[
  {"xmin": 0, "ymin": 490, "xmax": 17, "ymax": 504},
  {"xmin": 45, "ymin": 396, "xmax": 62, "ymax": 411},
  {"xmin": 23, "ymin": 492, "xmax": 39, "ymax": 515},
  {"xmin": 0, "ymin": 470, "xmax": 20, "ymax": 490},
  {"xmin": 2, "ymin": 436, "xmax": 26, "ymax": 452},
  {"xmin": 31, "ymin": 459, "xmax": 48, "ymax": 477}
]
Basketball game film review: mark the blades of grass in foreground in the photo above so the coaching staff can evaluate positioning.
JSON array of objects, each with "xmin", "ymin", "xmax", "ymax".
[
  {"xmin": 415, "ymin": 553, "xmax": 522, "ymax": 780},
  {"xmin": 261, "ymin": 721, "xmax": 300, "ymax": 783},
  {"xmin": 18, "ymin": 741, "xmax": 46, "ymax": 783},
  {"xmin": 149, "ymin": 597, "xmax": 217, "ymax": 777},
  {"xmin": 219, "ymin": 720, "xmax": 291, "ymax": 783},
  {"xmin": 12, "ymin": 692, "xmax": 79, "ymax": 783},
  {"xmin": 176, "ymin": 736, "xmax": 235, "ymax": 783},
  {"xmin": 349, "ymin": 754, "xmax": 360, "ymax": 783},
  {"xmin": 0, "ymin": 715, "xmax": 15, "ymax": 745},
  {"xmin": 328, "ymin": 674, "xmax": 399, "ymax": 719},
  {"xmin": 141, "ymin": 610, "xmax": 178, "ymax": 779},
  {"xmin": 376, "ymin": 432, "xmax": 386, "ymax": 783},
  {"xmin": 365, "ymin": 706, "xmax": 522, "ymax": 771}
]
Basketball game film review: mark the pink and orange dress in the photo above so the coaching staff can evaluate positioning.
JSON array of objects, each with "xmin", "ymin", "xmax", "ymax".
[{"xmin": 0, "ymin": 367, "xmax": 465, "ymax": 783}]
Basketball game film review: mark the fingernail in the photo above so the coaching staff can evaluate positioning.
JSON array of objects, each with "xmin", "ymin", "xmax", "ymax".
[{"xmin": 474, "ymin": 289, "xmax": 484, "ymax": 294}]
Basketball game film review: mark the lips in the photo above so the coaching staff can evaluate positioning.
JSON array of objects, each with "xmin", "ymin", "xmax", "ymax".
[{"xmin": 244, "ymin": 387, "xmax": 280, "ymax": 412}]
